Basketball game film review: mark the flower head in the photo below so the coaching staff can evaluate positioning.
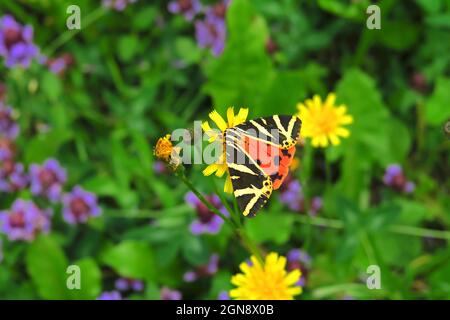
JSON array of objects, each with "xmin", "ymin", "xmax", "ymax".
[
  {"xmin": 185, "ymin": 192, "xmax": 229, "ymax": 235},
  {"xmin": 154, "ymin": 134, "xmax": 181, "ymax": 169},
  {"xmin": 45, "ymin": 53, "xmax": 74, "ymax": 75},
  {"xmin": 0, "ymin": 15, "xmax": 39, "ymax": 68},
  {"xmin": 0, "ymin": 137, "xmax": 15, "ymax": 160},
  {"xmin": 230, "ymin": 252, "xmax": 302, "ymax": 300},
  {"xmin": 297, "ymin": 93, "xmax": 353, "ymax": 148},
  {"xmin": 102, "ymin": 0, "xmax": 137, "ymax": 11},
  {"xmin": 195, "ymin": 15, "xmax": 226, "ymax": 56},
  {"xmin": 0, "ymin": 199, "xmax": 51, "ymax": 241},
  {"xmin": 115, "ymin": 278, "xmax": 144, "ymax": 292},
  {"xmin": 0, "ymin": 161, "xmax": 28, "ymax": 193},
  {"xmin": 0, "ymin": 104, "xmax": 19, "ymax": 139},
  {"xmin": 383, "ymin": 164, "xmax": 415, "ymax": 194},
  {"xmin": 62, "ymin": 186, "xmax": 101, "ymax": 224},
  {"xmin": 97, "ymin": 291, "xmax": 122, "ymax": 300},
  {"xmin": 160, "ymin": 287, "xmax": 182, "ymax": 300},
  {"xmin": 287, "ymin": 249, "xmax": 312, "ymax": 287},
  {"xmin": 279, "ymin": 176, "xmax": 322, "ymax": 215},
  {"xmin": 29, "ymin": 158, "xmax": 67, "ymax": 202},
  {"xmin": 218, "ymin": 291, "xmax": 230, "ymax": 300},
  {"xmin": 183, "ymin": 254, "xmax": 219, "ymax": 282},
  {"xmin": 168, "ymin": 0, "xmax": 202, "ymax": 21},
  {"xmin": 202, "ymin": 107, "xmax": 249, "ymax": 193}
]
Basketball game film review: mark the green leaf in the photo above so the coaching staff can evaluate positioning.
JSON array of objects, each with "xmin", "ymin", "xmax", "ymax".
[
  {"xmin": 101, "ymin": 241, "xmax": 156, "ymax": 281},
  {"xmin": 41, "ymin": 72, "xmax": 63, "ymax": 101},
  {"xmin": 24, "ymin": 129, "xmax": 71, "ymax": 164},
  {"xmin": 68, "ymin": 258, "xmax": 101, "ymax": 300},
  {"xmin": 132, "ymin": 7, "xmax": 157, "ymax": 30},
  {"xmin": 26, "ymin": 235, "xmax": 69, "ymax": 299},
  {"xmin": 175, "ymin": 37, "xmax": 201, "ymax": 65},
  {"xmin": 245, "ymin": 212, "xmax": 294, "ymax": 245},
  {"xmin": 425, "ymin": 77, "xmax": 450, "ymax": 125},
  {"xmin": 117, "ymin": 35, "xmax": 139, "ymax": 62},
  {"xmin": 377, "ymin": 20, "xmax": 420, "ymax": 51},
  {"xmin": 203, "ymin": 0, "xmax": 273, "ymax": 114}
]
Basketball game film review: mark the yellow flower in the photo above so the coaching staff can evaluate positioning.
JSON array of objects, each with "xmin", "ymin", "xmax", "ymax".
[
  {"xmin": 230, "ymin": 252, "xmax": 302, "ymax": 300},
  {"xmin": 154, "ymin": 134, "xmax": 181, "ymax": 168},
  {"xmin": 297, "ymin": 93, "xmax": 353, "ymax": 148},
  {"xmin": 202, "ymin": 107, "xmax": 249, "ymax": 193}
]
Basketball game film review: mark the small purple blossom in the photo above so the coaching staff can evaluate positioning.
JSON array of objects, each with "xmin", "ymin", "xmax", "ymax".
[
  {"xmin": 280, "ymin": 176, "xmax": 323, "ymax": 215},
  {"xmin": 62, "ymin": 186, "xmax": 101, "ymax": 224},
  {"xmin": 153, "ymin": 161, "xmax": 166, "ymax": 174},
  {"xmin": 195, "ymin": 15, "xmax": 226, "ymax": 56},
  {"xmin": 383, "ymin": 164, "xmax": 415, "ymax": 194},
  {"xmin": 97, "ymin": 291, "xmax": 122, "ymax": 300},
  {"xmin": 218, "ymin": 291, "xmax": 230, "ymax": 300},
  {"xmin": 183, "ymin": 254, "xmax": 219, "ymax": 282},
  {"xmin": 0, "ymin": 104, "xmax": 19, "ymax": 139},
  {"xmin": 115, "ymin": 278, "xmax": 144, "ymax": 292},
  {"xmin": 102, "ymin": 0, "xmax": 137, "ymax": 11},
  {"xmin": 0, "ymin": 162, "xmax": 28, "ymax": 193},
  {"xmin": 0, "ymin": 199, "xmax": 51, "ymax": 241},
  {"xmin": 0, "ymin": 15, "xmax": 39, "ymax": 68},
  {"xmin": 46, "ymin": 53, "xmax": 73, "ymax": 75},
  {"xmin": 185, "ymin": 192, "xmax": 229, "ymax": 235},
  {"xmin": 168, "ymin": 0, "xmax": 202, "ymax": 21},
  {"xmin": 287, "ymin": 249, "xmax": 312, "ymax": 287},
  {"xmin": 30, "ymin": 159, "xmax": 67, "ymax": 202},
  {"xmin": 160, "ymin": 286, "xmax": 182, "ymax": 300}
]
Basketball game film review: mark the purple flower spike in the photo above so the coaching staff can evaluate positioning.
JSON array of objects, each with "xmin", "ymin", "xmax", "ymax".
[
  {"xmin": 195, "ymin": 16, "xmax": 226, "ymax": 56},
  {"xmin": 287, "ymin": 248, "xmax": 312, "ymax": 287},
  {"xmin": 218, "ymin": 291, "xmax": 230, "ymax": 300},
  {"xmin": 310, "ymin": 196, "xmax": 323, "ymax": 215},
  {"xmin": 102, "ymin": 0, "xmax": 137, "ymax": 11},
  {"xmin": 168, "ymin": 0, "xmax": 202, "ymax": 21},
  {"xmin": 97, "ymin": 291, "xmax": 122, "ymax": 300},
  {"xmin": 383, "ymin": 164, "xmax": 416, "ymax": 194},
  {"xmin": 30, "ymin": 158, "xmax": 67, "ymax": 202},
  {"xmin": 0, "ymin": 104, "xmax": 19, "ymax": 139},
  {"xmin": 0, "ymin": 15, "xmax": 39, "ymax": 69},
  {"xmin": 185, "ymin": 192, "xmax": 229, "ymax": 235},
  {"xmin": 62, "ymin": 186, "xmax": 101, "ymax": 224},
  {"xmin": 0, "ymin": 199, "xmax": 51, "ymax": 241},
  {"xmin": 0, "ymin": 162, "xmax": 28, "ymax": 193},
  {"xmin": 160, "ymin": 287, "xmax": 182, "ymax": 300},
  {"xmin": 115, "ymin": 278, "xmax": 144, "ymax": 292},
  {"xmin": 183, "ymin": 254, "xmax": 219, "ymax": 283}
]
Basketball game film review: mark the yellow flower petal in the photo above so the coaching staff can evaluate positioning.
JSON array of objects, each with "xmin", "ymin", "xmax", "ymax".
[
  {"xmin": 209, "ymin": 110, "xmax": 228, "ymax": 132},
  {"xmin": 224, "ymin": 175, "xmax": 233, "ymax": 193},
  {"xmin": 202, "ymin": 164, "xmax": 219, "ymax": 176},
  {"xmin": 227, "ymin": 107, "xmax": 235, "ymax": 127},
  {"xmin": 230, "ymin": 252, "xmax": 303, "ymax": 300},
  {"xmin": 236, "ymin": 108, "xmax": 249, "ymax": 125}
]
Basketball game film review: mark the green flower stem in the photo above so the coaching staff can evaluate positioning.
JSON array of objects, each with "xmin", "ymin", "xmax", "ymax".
[
  {"xmin": 179, "ymin": 171, "xmax": 263, "ymax": 263},
  {"xmin": 45, "ymin": 6, "xmax": 107, "ymax": 56},
  {"xmin": 295, "ymin": 215, "xmax": 450, "ymax": 240}
]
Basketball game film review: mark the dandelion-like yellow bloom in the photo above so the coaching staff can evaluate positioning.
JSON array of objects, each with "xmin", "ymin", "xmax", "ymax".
[
  {"xmin": 297, "ymin": 93, "xmax": 353, "ymax": 148},
  {"xmin": 230, "ymin": 252, "xmax": 302, "ymax": 300},
  {"xmin": 154, "ymin": 134, "xmax": 181, "ymax": 167},
  {"xmin": 202, "ymin": 107, "xmax": 249, "ymax": 193}
]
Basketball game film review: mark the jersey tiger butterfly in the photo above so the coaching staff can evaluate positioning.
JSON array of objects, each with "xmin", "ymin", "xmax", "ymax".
[{"xmin": 224, "ymin": 115, "xmax": 301, "ymax": 217}]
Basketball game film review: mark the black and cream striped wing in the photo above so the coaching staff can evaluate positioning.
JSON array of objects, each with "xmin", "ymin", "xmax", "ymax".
[
  {"xmin": 232, "ymin": 115, "xmax": 301, "ymax": 149},
  {"xmin": 224, "ymin": 129, "xmax": 272, "ymax": 217}
]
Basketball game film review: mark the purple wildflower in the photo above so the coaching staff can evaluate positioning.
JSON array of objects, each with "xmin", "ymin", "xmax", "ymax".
[
  {"xmin": 97, "ymin": 291, "xmax": 122, "ymax": 300},
  {"xmin": 0, "ymin": 82, "xmax": 5, "ymax": 101},
  {"xmin": 0, "ymin": 161, "xmax": 27, "ymax": 193},
  {"xmin": 29, "ymin": 159, "xmax": 66, "ymax": 202},
  {"xmin": 383, "ymin": 164, "xmax": 415, "ymax": 194},
  {"xmin": 183, "ymin": 254, "xmax": 219, "ymax": 282},
  {"xmin": 310, "ymin": 196, "xmax": 323, "ymax": 216},
  {"xmin": 0, "ymin": 104, "xmax": 19, "ymax": 139},
  {"xmin": 195, "ymin": 15, "xmax": 226, "ymax": 56},
  {"xmin": 0, "ymin": 199, "xmax": 51, "ymax": 241},
  {"xmin": 0, "ymin": 15, "xmax": 39, "ymax": 68},
  {"xmin": 0, "ymin": 137, "xmax": 15, "ymax": 160},
  {"xmin": 153, "ymin": 161, "xmax": 166, "ymax": 174},
  {"xmin": 168, "ymin": 0, "xmax": 202, "ymax": 21},
  {"xmin": 102, "ymin": 0, "xmax": 137, "ymax": 11},
  {"xmin": 280, "ymin": 176, "xmax": 323, "ymax": 215},
  {"xmin": 46, "ymin": 53, "xmax": 73, "ymax": 75},
  {"xmin": 115, "ymin": 278, "xmax": 144, "ymax": 292},
  {"xmin": 160, "ymin": 286, "xmax": 182, "ymax": 300},
  {"xmin": 287, "ymin": 249, "xmax": 312, "ymax": 287},
  {"xmin": 218, "ymin": 291, "xmax": 230, "ymax": 300},
  {"xmin": 62, "ymin": 186, "xmax": 101, "ymax": 224},
  {"xmin": 185, "ymin": 192, "xmax": 229, "ymax": 235}
]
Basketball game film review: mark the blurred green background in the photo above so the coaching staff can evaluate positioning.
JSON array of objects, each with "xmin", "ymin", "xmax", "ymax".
[{"xmin": 0, "ymin": 0, "xmax": 449, "ymax": 300}]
